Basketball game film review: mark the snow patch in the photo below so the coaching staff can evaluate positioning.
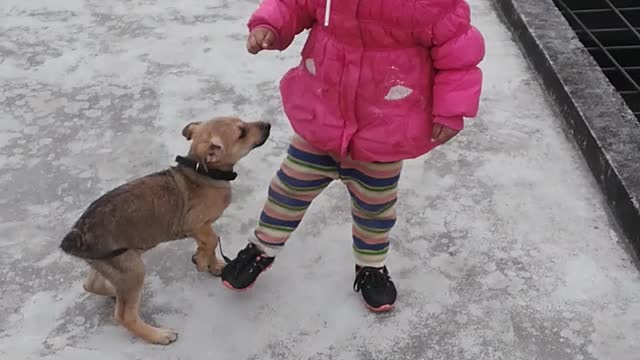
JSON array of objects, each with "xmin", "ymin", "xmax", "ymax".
[
  {"xmin": 385, "ymin": 85, "xmax": 412, "ymax": 100},
  {"xmin": 304, "ymin": 58, "xmax": 316, "ymax": 75}
]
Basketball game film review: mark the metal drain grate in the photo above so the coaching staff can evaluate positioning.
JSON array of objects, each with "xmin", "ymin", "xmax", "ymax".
[{"xmin": 553, "ymin": 0, "xmax": 640, "ymax": 122}]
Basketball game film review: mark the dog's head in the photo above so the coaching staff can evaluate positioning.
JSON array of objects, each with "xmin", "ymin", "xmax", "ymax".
[{"xmin": 182, "ymin": 116, "xmax": 270, "ymax": 169}]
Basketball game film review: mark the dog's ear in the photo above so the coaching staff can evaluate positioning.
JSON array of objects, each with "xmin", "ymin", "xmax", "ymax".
[
  {"xmin": 205, "ymin": 135, "xmax": 225, "ymax": 163},
  {"xmin": 182, "ymin": 122, "xmax": 202, "ymax": 140}
]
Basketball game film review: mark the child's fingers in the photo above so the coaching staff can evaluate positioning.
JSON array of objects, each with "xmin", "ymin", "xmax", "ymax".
[
  {"xmin": 431, "ymin": 124, "xmax": 460, "ymax": 144},
  {"xmin": 247, "ymin": 35, "xmax": 260, "ymax": 54},
  {"xmin": 262, "ymin": 31, "xmax": 275, "ymax": 48},
  {"xmin": 431, "ymin": 124, "xmax": 443, "ymax": 142},
  {"xmin": 247, "ymin": 28, "xmax": 274, "ymax": 54},
  {"xmin": 435, "ymin": 127, "xmax": 459, "ymax": 144}
]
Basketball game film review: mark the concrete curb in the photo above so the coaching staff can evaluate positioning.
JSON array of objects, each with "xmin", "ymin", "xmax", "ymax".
[{"xmin": 494, "ymin": 0, "xmax": 640, "ymax": 255}]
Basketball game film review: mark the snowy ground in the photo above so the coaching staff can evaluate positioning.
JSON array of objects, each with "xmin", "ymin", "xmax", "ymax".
[{"xmin": 1, "ymin": 0, "xmax": 640, "ymax": 359}]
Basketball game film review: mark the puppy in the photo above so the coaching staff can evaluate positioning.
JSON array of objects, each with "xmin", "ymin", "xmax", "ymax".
[{"xmin": 60, "ymin": 116, "xmax": 270, "ymax": 345}]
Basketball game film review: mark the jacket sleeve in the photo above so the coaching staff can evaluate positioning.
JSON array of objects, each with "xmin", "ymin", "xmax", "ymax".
[
  {"xmin": 248, "ymin": 0, "xmax": 315, "ymax": 51},
  {"xmin": 430, "ymin": 0, "xmax": 485, "ymax": 130}
]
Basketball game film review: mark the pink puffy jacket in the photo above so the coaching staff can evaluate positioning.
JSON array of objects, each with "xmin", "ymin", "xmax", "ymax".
[{"xmin": 249, "ymin": 0, "xmax": 485, "ymax": 162}]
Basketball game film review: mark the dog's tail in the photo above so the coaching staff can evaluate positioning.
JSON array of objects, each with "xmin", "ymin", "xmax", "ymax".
[{"xmin": 60, "ymin": 229, "xmax": 128, "ymax": 260}]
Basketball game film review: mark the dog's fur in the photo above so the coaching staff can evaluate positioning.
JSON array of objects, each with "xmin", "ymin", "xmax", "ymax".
[{"xmin": 60, "ymin": 116, "xmax": 270, "ymax": 345}]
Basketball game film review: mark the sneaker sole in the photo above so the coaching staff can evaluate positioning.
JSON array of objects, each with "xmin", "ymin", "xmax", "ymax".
[
  {"xmin": 367, "ymin": 303, "xmax": 394, "ymax": 313},
  {"xmin": 221, "ymin": 264, "xmax": 272, "ymax": 292}
]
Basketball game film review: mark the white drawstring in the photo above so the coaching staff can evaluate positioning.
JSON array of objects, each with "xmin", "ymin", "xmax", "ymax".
[{"xmin": 324, "ymin": 0, "xmax": 331, "ymax": 26}]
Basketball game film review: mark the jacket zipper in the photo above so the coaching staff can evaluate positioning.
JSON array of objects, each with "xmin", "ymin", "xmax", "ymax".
[{"xmin": 324, "ymin": 0, "xmax": 331, "ymax": 26}]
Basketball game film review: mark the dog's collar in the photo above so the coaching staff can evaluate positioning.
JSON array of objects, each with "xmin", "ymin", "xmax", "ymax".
[{"xmin": 175, "ymin": 155, "xmax": 237, "ymax": 182}]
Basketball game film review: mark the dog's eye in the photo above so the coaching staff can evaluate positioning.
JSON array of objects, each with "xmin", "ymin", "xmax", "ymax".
[{"xmin": 238, "ymin": 128, "xmax": 247, "ymax": 139}]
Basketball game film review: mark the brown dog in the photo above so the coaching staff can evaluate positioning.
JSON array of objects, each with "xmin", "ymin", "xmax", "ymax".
[{"xmin": 60, "ymin": 116, "xmax": 270, "ymax": 345}]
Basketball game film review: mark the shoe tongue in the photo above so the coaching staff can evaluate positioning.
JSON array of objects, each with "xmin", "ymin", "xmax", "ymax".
[{"xmin": 248, "ymin": 244, "xmax": 260, "ymax": 253}]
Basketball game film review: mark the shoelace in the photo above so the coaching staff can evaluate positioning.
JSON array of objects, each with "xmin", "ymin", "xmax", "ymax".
[
  {"xmin": 229, "ymin": 245, "xmax": 261, "ymax": 276},
  {"xmin": 218, "ymin": 236, "xmax": 232, "ymax": 263},
  {"xmin": 353, "ymin": 267, "xmax": 391, "ymax": 292},
  {"xmin": 248, "ymin": 255, "xmax": 271, "ymax": 273},
  {"xmin": 229, "ymin": 244, "xmax": 271, "ymax": 276}
]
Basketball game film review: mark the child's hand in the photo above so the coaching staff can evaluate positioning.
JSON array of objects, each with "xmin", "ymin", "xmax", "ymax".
[
  {"xmin": 247, "ymin": 28, "xmax": 276, "ymax": 54},
  {"xmin": 431, "ymin": 124, "xmax": 460, "ymax": 144}
]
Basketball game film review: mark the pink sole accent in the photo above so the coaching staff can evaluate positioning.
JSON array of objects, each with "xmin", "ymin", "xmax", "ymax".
[
  {"xmin": 222, "ymin": 280, "xmax": 253, "ymax": 292},
  {"xmin": 221, "ymin": 264, "xmax": 273, "ymax": 292},
  {"xmin": 359, "ymin": 292, "xmax": 395, "ymax": 313},
  {"xmin": 367, "ymin": 303, "xmax": 395, "ymax": 313}
]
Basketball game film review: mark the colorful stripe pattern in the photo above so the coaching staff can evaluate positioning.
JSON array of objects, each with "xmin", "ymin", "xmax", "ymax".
[{"xmin": 254, "ymin": 135, "xmax": 402, "ymax": 267}]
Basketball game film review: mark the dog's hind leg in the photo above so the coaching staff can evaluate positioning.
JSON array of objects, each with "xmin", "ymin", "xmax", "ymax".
[
  {"xmin": 96, "ymin": 252, "xmax": 178, "ymax": 345},
  {"xmin": 83, "ymin": 268, "xmax": 116, "ymax": 297}
]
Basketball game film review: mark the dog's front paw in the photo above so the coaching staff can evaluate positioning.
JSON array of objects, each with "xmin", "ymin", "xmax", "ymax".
[
  {"xmin": 192, "ymin": 250, "xmax": 225, "ymax": 276},
  {"xmin": 209, "ymin": 261, "xmax": 225, "ymax": 277},
  {"xmin": 148, "ymin": 327, "xmax": 178, "ymax": 345},
  {"xmin": 191, "ymin": 250, "xmax": 210, "ymax": 272}
]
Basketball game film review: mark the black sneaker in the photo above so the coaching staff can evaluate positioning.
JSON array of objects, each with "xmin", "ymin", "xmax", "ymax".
[
  {"xmin": 353, "ymin": 265, "xmax": 397, "ymax": 312},
  {"xmin": 221, "ymin": 243, "xmax": 274, "ymax": 291}
]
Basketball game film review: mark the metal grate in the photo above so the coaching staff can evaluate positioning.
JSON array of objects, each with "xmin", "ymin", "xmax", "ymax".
[{"xmin": 553, "ymin": 0, "xmax": 640, "ymax": 122}]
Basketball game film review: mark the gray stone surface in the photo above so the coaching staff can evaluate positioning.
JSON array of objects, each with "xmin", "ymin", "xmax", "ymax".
[{"xmin": 1, "ymin": 0, "xmax": 639, "ymax": 359}]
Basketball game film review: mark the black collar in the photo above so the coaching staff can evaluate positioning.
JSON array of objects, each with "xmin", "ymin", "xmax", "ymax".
[{"xmin": 175, "ymin": 155, "xmax": 237, "ymax": 181}]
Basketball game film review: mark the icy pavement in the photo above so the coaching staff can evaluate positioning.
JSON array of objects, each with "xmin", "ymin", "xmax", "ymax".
[{"xmin": 1, "ymin": 0, "xmax": 640, "ymax": 358}]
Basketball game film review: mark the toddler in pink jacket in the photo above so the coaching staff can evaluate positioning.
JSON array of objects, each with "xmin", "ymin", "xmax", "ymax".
[{"xmin": 222, "ymin": 0, "xmax": 485, "ymax": 312}]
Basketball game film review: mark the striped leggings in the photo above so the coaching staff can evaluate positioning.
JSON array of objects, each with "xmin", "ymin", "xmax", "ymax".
[{"xmin": 253, "ymin": 135, "xmax": 402, "ymax": 267}]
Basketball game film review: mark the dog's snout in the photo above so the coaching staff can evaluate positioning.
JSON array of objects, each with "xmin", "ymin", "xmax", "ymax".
[
  {"xmin": 259, "ymin": 122, "xmax": 271, "ymax": 137},
  {"xmin": 252, "ymin": 122, "xmax": 271, "ymax": 149}
]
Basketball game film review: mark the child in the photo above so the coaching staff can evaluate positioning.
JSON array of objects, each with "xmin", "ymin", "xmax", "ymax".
[{"xmin": 221, "ymin": 0, "xmax": 485, "ymax": 312}]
